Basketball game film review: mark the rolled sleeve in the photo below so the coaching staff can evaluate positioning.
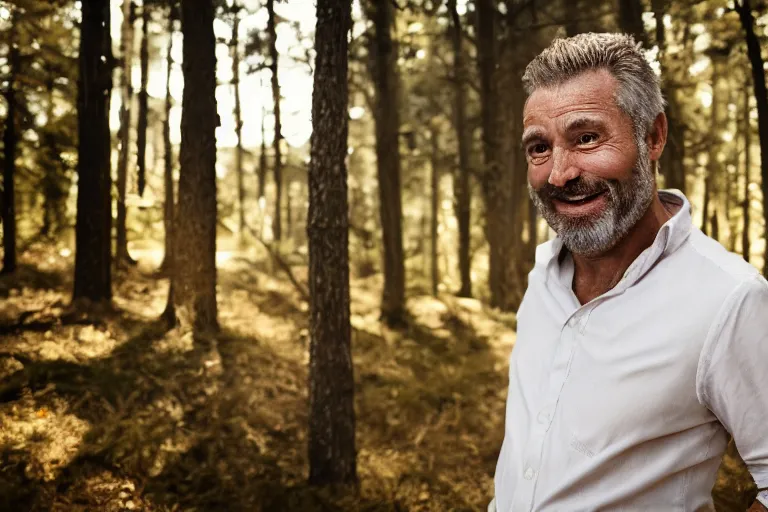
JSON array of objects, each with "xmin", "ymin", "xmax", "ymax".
[{"xmin": 699, "ymin": 275, "xmax": 768, "ymax": 488}]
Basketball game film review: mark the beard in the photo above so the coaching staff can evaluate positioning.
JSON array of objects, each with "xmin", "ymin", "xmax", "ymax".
[{"xmin": 528, "ymin": 138, "xmax": 655, "ymax": 257}]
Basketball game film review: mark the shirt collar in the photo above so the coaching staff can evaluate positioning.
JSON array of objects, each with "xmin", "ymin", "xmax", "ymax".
[{"xmin": 539, "ymin": 189, "xmax": 693, "ymax": 285}]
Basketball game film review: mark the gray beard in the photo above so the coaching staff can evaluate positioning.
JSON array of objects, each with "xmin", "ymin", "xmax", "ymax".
[{"xmin": 529, "ymin": 139, "xmax": 655, "ymax": 257}]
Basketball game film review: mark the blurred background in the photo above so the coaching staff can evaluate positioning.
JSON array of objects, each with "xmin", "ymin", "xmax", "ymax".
[{"xmin": 0, "ymin": 0, "xmax": 763, "ymax": 510}]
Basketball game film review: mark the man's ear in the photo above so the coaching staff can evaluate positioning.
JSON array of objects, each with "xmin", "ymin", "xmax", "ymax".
[{"xmin": 646, "ymin": 112, "xmax": 668, "ymax": 162}]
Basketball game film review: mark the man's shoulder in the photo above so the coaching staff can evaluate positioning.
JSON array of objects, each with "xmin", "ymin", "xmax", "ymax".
[{"xmin": 680, "ymin": 229, "xmax": 760, "ymax": 287}]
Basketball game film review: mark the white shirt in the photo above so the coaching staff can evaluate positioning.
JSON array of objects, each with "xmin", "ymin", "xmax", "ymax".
[{"xmin": 492, "ymin": 191, "xmax": 768, "ymax": 511}]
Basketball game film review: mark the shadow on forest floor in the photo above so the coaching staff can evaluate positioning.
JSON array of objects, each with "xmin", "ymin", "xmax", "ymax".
[{"xmin": 0, "ymin": 244, "xmax": 757, "ymax": 511}]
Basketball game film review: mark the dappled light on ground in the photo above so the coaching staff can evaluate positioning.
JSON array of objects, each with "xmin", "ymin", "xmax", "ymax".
[{"xmin": 0, "ymin": 244, "xmax": 757, "ymax": 511}]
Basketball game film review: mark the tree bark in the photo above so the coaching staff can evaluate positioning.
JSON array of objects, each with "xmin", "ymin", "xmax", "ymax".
[
  {"xmin": 617, "ymin": 0, "xmax": 648, "ymax": 47},
  {"xmin": 652, "ymin": 0, "xmax": 686, "ymax": 193},
  {"xmin": 137, "ymin": 2, "xmax": 150, "ymax": 197},
  {"xmin": 41, "ymin": 78, "xmax": 68, "ymax": 238},
  {"xmin": 430, "ymin": 128, "xmax": 440, "ymax": 297},
  {"xmin": 74, "ymin": 0, "xmax": 113, "ymax": 302},
  {"xmin": 369, "ymin": 0, "xmax": 407, "ymax": 325},
  {"xmin": 735, "ymin": 0, "xmax": 768, "ymax": 276},
  {"xmin": 704, "ymin": 52, "xmax": 727, "ymax": 238},
  {"xmin": 743, "ymin": 84, "xmax": 752, "ymax": 262},
  {"xmin": 2, "ymin": 17, "xmax": 19, "ymax": 274},
  {"xmin": 448, "ymin": 0, "xmax": 472, "ymax": 298},
  {"xmin": 161, "ymin": 2, "xmax": 177, "ymax": 272},
  {"xmin": 267, "ymin": 0, "xmax": 283, "ymax": 242},
  {"xmin": 117, "ymin": 0, "xmax": 136, "ymax": 265},
  {"xmin": 258, "ymin": 100, "xmax": 268, "ymax": 201},
  {"xmin": 307, "ymin": 0, "xmax": 357, "ymax": 486},
  {"xmin": 174, "ymin": 0, "xmax": 219, "ymax": 333},
  {"xmin": 231, "ymin": 6, "xmax": 245, "ymax": 235},
  {"xmin": 476, "ymin": 0, "xmax": 519, "ymax": 311}
]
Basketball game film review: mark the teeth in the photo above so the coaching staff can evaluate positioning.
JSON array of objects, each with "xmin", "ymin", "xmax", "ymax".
[{"xmin": 564, "ymin": 193, "xmax": 591, "ymax": 201}]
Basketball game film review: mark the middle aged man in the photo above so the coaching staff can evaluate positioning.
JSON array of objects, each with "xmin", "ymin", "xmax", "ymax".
[{"xmin": 490, "ymin": 33, "xmax": 768, "ymax": 511}]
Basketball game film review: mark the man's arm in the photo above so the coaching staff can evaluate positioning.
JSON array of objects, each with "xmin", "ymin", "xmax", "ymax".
[{"xmin": 698, "ymin": 277, "xmax": 768, "ymax": 510}]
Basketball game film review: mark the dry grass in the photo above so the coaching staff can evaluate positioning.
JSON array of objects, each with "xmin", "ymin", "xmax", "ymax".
[{"xmin": 0, "ymin": 244, "xmax": 756, "ymax": 511}]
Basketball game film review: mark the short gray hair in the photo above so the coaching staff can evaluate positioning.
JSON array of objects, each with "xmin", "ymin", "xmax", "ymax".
[{"xmin": 522, "ymin": 33, "xmax": 665, "ymax": 139}]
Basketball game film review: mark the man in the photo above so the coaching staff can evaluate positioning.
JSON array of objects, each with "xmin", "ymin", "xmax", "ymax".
[{"xmin": 490, "ymin": 33, "xmax": 768, "ymax": 511}]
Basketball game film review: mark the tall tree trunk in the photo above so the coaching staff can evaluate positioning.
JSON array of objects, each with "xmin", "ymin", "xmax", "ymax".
[
  {"xmin": 2, "ymin": 19, "xmax": 19, "ymax": 274},
  {"xmin": 117, "ymin": 0, "xmax": 136, "ymax": 265},
  {"xmin": 267, "ymin": 0, "xmax": 283, "ymax": 242},
  {"xmin": 652, "ymin": 0, "xmax": 686, "ymax": 192},
  {"xmin": 41, "ymin": 78, "xmax": 66, "ymax": 237},
  {"xmin": 137, "ymin": 2, "xmax": 150, "ymax": 197},
  {"xmin": 448, "ymin": 0, "xmax": 472, "ymax": 298},
  {"xmin": 307, "ymin": 0, "xmax": 357, "ymax": 486},
  {"xmin": 161, "ymin": 2, "xmax": 177, "ymax": 273},
  {"xmin": 735, "ymin": 0, "xmax": 768, "ymax": 276},
  {"xmin": 617, "ymin": 0, "xmax": 648, "ymax": 46},
  {"xmin": 258, "ymin": 100, "xmax": 267, "ymax": 200},
  {"xmin": 704, "ymin": 52, "xmax": 727, "ymax": 238},
  {"xmin": 743, "ymin": 84, "xmax": 752, "ymax": 262},
  {"xmin": 286, "ymin": 179, "xmax": 293, "ymax": 238},
  {"xmin": 174, "ymin": 0, "xmax": 219, "ymax": 333},
  {"xmin": 74, "ymin": 0, "xmax": 113, "ymax": 302},
  {"xmin": 369, "ymin": 0, "xmax": 406, "ymax": 325},
  {"xmin": 231, "ymin": 7, "xmax": 245, "ymax": 235},
  {"xmin": 430, "ymin": 128, "xmax": 440, "ymax": 297},
  {"xmin": 476, "ymin": 0, "xmax": 518, "ymax": 311}
]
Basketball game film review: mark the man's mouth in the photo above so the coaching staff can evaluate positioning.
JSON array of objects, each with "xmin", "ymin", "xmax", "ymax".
[
  {"xmin": 557, "ymin": 190, "xmax": 606, "ymax": 205},
  {"xmin": 551, "ymin": 190, "xmax": 608, "ymax": 215}
]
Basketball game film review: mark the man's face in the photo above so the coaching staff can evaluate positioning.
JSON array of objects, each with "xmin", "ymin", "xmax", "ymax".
[{"xmin": 522, "ymin": 69, "xmax": 656, "ymax": 257}]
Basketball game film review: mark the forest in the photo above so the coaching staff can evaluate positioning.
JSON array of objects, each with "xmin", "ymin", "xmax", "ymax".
[{"xmin": 0, "ymin": 0, "xmax": 765, "ymax": 510}]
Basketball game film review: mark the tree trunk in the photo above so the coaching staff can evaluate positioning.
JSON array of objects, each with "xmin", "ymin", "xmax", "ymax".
[
  {"xmin": 258, "ymin": 101, "xmax": 268, "ymax": 200},
  {"xmin": 652, "ymin": 0, "xmax": 686, "ymax": 193},
  {"xmin": 617, "ymin": 0, "xmax": 648, "ymax": 47},
  {"xmin": 41, "ymin": 78, "xmax": 68, "ymax": 238},
  {"xmin": 743, "ymin": 84, "xmax": 752, "ymax": 262},
  {"xmin": 231, "ymin": 7, "xmax": 245, "ymax": 235},
  {"xmin": 704, "ymin": 53, "xmax": 726, "ymax": 239},
  {"xmin": 161, "ymin": 2, "xmax": 177, "ymax": 272},
  {"xmin": 369, "ymin": 0, "xmax": 407, "ymax": 325},
  {"xmin": 74, "ymin": 0, "xmax": 113, "ymax": 302},
  {"xmin": 430, "ymin": 128, "xmax": 440, "ymax": 297},
  {"xmin": 307, "ymin": 0, "xmax": 357, "ymax": 486},
  {"xmin": 2, "ymin": 20, "xmax": 19, "ymax": 275},
  {"xmin": 117, "ymin": 0, "xmax": 136, "ymax": 265},
  {"xmin": 476, "ymin": 0, "xmax": 518, "ymax": 311},
  {"xmin": 286, "ymin": 179, "xmax": 293, "ymax": 238},
  {"xmin": 448, "ymin": 0, "xmax": 472, "ymax": 298},
  {"xmin": 735, "ymin": 0, "xmax": 768, "ymax": 276},
  {"xmin": 174, "ymin": 0, "xmax": 219, "ymax": 333},
  {"xmin": 137, "ymin": 2, "xmax": 150, "ymax": 197},
  {"xmin": 267, "ymin": 0, "xmax": 283, "ymax": 242}
]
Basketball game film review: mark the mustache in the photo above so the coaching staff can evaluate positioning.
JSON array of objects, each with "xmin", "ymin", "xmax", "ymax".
[{"xmin": 536, "ymin": 177, "xmax": 611, "ymax": 202}]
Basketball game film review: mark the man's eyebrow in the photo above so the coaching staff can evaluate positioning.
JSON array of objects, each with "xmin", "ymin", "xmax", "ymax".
[
  {"xmin": 521, "ymin": 127, "xmax": 546, "ymax": 148},
  {"xmin": 565, "ymin": 116, "xmax": 607, "ymax": 133}
]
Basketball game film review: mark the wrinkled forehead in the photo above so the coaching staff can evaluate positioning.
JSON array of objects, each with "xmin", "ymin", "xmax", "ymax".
[{"xmin": 522, "ymin": 69, "xmax": 621, "ymax": 128}]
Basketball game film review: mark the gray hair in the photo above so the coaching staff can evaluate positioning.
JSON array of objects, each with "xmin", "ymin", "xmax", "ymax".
[{"xmin": 522, "ymin": 33, "xmax": 665, "ymax": 139}]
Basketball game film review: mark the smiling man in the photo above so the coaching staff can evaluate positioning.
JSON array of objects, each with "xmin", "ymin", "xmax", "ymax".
[{"xmin": 489, "ymin": 33, "xmax": 768, "ymax": 512}]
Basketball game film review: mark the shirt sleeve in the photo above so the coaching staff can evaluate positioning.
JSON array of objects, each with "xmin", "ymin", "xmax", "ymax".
[{"xmin": 698, "ymin": 275, "xmax": 768, "ymax": 489}]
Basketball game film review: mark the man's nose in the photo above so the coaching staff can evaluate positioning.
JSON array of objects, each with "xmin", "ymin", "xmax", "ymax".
[{"xmin": 548, "ymin": 149, "xmax": 581, "ymax": 187}]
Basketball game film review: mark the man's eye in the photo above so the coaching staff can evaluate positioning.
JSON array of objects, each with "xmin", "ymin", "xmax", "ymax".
[
  {"xmin": 578, "ymin": 133, "xmax": 599, "ymax": 144},
  {"xmin": 529, "ymin": 143, "xmax": 548, "ymax": 155}
]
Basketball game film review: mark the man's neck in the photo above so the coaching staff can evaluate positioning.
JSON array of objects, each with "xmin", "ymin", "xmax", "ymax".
[{"xmin": 571, "ymin": 191, "xmax": 675, "ymax": 304}]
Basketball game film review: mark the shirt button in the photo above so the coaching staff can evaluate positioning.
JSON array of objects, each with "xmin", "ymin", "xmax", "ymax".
[
  {"xmin": 524, "ymin": 467, "xmax": 535, "ymax": 480},
  {"xmin": 537, "ymin": 410, "xmax": 550, "ymax": 424}
]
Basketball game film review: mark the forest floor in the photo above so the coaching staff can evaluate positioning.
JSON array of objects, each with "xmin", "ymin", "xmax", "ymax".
[{"xmin": 0, "ymin": 242, "xmax": 758, "ymax": 511}]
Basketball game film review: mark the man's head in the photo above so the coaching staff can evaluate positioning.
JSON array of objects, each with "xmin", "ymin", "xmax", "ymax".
[{"xmin": 522, "ymin": 33, "xmax": 667, "ymax": 257}]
